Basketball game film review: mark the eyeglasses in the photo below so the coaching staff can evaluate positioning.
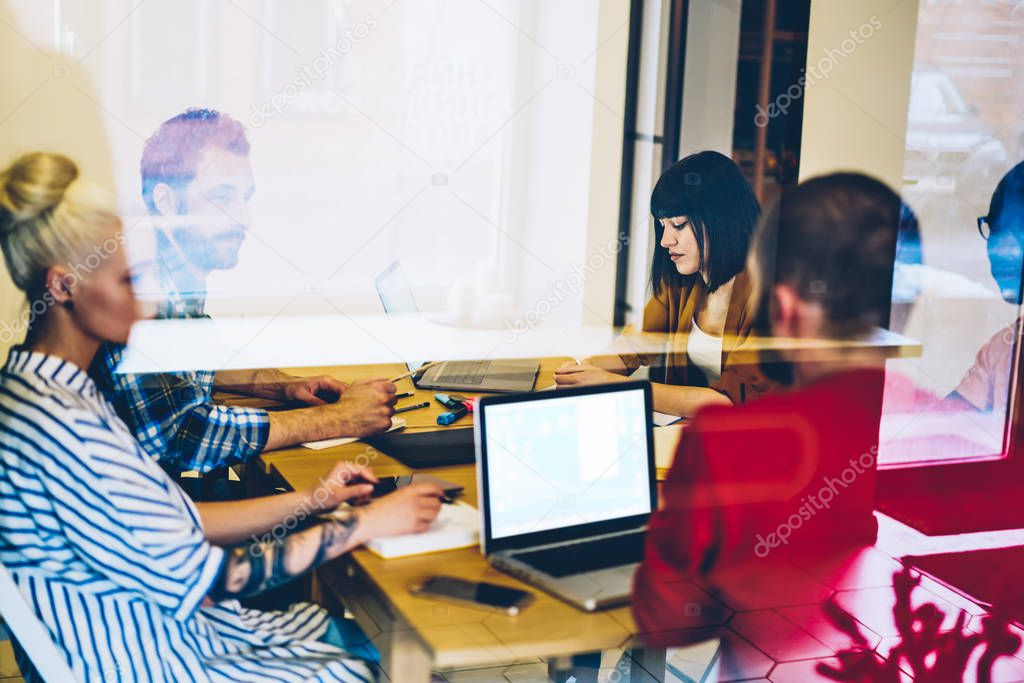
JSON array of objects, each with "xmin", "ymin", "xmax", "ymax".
[{"xmin": 978, "ymin": 215, "xmax": 991, "ymax": 241}]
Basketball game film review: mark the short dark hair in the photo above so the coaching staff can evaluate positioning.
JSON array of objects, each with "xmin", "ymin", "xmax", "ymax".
[
  {"xmin": 649, "ymin": 151, "xmax": 761, "ymax": 294},
  {"xmin": 987, "ymin": 160, "xmax": 1024, "ymax": 239},
  {"xmin": 140, "ymin": 108, "xmax": 249, "ymax": 213},
  {"xmin": 896, "ymin": 202, "xmax": 921, "ymax": 267},
  {"xmin": 751, "ymin": 172, "xmax": 901, "ymax": 339}
]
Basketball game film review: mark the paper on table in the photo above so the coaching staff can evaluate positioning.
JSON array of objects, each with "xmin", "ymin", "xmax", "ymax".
[
  {"xmin": 652, "ymin": 411, "xmax": 683, "ymax": 427},
  {"xmin": 365, "ymin": 501, "xmax": 479, "ymax": 558},
  {"xmin": 654, "ymin": 423, "xmax": 685, "ymax": 470},
  {"xmin": 302, "ymin": 417, "xmax": 406, "ymax": 450}
]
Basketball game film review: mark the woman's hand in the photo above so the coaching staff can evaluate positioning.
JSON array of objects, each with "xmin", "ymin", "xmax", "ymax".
[
  {"xmin": 306, "ymin": 460, "xmax": 378, "ymax": 511},
  {"xmin": 353, "ymin": 483, "xmax": 445, "ymax": 543},
  {"xmin": 553, "ymin": 361, "xmax": 630, "ymax": 387}
]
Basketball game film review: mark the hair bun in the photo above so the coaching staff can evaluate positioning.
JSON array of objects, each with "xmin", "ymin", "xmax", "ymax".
[{"xmin": 0, "ymin": 152, "xmax": 79, "ymax": 238}]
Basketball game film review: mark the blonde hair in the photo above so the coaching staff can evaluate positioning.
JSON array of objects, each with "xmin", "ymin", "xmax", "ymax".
[{"xmin": 0, "ymin": 152, "xmax": 120, "ymax": 294}]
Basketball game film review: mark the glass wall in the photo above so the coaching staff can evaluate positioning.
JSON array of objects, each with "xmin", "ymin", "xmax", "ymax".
[
  {"xmin": 0, "ymin": 0, "xmax": 628, "ymax": 368},
  {"xmin": 880, "ymin": 0, "xmax": 1024, "ymax": 465}
]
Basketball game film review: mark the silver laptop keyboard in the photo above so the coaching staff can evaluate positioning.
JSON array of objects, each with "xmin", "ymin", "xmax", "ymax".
[
  {"xmin": 509, "ymin": 530, "xmax": 646, "ymax": 578},
  {"xmin": 436, "ymin": 360, "xmax": 492, "ymax": 385}
]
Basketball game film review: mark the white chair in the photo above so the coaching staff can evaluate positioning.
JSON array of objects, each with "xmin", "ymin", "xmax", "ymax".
[{"xmin": 0, "ymin": 561, "xmax": 76, "ymax": 682}]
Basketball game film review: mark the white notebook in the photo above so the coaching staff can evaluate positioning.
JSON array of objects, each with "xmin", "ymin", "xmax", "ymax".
[
  {"xmin": 652, "ymin": 410, "xmax": 683, "ymax": 427},
  {"xmin": 654, "ymin": 423, "xmax": 685, "ymax": 470},
  {"xmin": 301, "ymin": 417, "xmax": 406, "ymax": 450},
  {"xmin": 365, "ymin": 501, "xmax": 479, "ymax": 559}
]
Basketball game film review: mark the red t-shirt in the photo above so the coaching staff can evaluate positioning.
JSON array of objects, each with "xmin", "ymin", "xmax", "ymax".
[{"xmin": 632, "ymin": 368, "xmax": 885, "ymax": 645}]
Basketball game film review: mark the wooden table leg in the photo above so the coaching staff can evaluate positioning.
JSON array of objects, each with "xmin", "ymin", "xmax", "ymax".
[
  {"xmin": 382, "ymin": 627, "xmax": 433, "ymax": 682},
  {"xmin": 628, "ymin": 647, "xmax": 667, "ymax": 682},
  {"xmin": 547, "ymin": 653, "xmax": 605, "ymax": 683},
  {"xmin": 547, "ymin": 656, "xmax": 574, "ymax": 682},
  {"xmin": 317, "ymin": 563, "xmax": 436, "ymax": 682}
]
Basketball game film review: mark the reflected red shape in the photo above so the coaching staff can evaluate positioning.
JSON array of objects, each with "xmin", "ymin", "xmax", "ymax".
[{"xmin": 818, "ymin": 568, "xmax": 1021, "ymax": 682}]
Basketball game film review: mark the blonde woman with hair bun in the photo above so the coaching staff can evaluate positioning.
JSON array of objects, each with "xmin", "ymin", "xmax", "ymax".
[
  {"xmin": 0, "ymin": 153, "xmax": 443, "ymax": 681},
  {"xmin": 0, "ymin": 151, "xmax": 135, "ymax": 352}
]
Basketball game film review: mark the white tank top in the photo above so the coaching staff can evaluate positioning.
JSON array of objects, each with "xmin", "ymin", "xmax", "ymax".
[{"xmin": 687, "ymin": 317, "xmax": 724, "ymax": 384}]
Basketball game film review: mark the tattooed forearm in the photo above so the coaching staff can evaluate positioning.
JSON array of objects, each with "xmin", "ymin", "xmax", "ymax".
[{"xmin": 208, "ymin": 511, "xmax": 361, "ymax": 601}]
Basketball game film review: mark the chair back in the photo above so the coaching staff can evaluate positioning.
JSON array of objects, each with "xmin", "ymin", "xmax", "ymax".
[{"xmin": 0, "ymin": 561, "xmax": 75, "ymax": 681}]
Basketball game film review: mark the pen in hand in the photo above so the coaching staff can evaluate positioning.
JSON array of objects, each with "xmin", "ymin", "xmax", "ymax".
[{"xmin": 389, "ymin": 362, "xmax": 437, "ymax": 384}]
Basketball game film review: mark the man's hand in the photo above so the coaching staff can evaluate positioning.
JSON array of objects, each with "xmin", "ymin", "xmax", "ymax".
[
  {"xmin": 553, "ymin": 362, "xmax": 630, "ymax": 388},
  {"xmin": 306, "ymin": 461, "xmax": 378, "ymax": 511},
  {"xmin": 326, "ymin": 378, "xmax": 398, "ymax": 437},
  {"xmin": 352, "ymin": 483, "xmax": 445, "ymax": 544},
  {"xmin": 281, "ymin": 374, "xmax": 348, "ymax": 405},
  {"xmin": 221, "ymin": 368, "xmax": 349, "ymax": 402}
]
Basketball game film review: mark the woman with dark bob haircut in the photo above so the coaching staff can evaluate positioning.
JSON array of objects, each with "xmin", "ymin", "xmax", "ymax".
[{"xmin": 555, "ymin": 150, "xmax": 778, "ymax": 416}]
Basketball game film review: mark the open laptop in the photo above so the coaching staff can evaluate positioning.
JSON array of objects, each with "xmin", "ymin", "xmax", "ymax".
[
  {"xmin": 474, "ymin": 381, "xmax": 657, "ymax": 611},
  {"xmin": 374, "ymin": 261, "xmax": 539, "ymax": 392}
]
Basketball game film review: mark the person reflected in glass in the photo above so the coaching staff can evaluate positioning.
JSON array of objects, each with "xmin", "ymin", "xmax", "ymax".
[
  {"xmin": 948, "ymin": 161, "xmax": 1024, "ymax": 414},
  {"xmin": 554, "ymin": 150, "xmax": 778, "ymax": 416},
  {"xmin": 92, "ymin": 109, "xmax": 397, "ymax": 478}
]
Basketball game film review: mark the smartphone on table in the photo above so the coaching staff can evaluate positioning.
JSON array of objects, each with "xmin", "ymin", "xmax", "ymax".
[{"xmin": 411, "ymin": 576, "xmax": 534, "ymax": 616}]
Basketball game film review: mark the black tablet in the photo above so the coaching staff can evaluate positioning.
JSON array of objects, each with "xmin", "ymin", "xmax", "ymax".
[{"xmin": 364, "ymin": 427, "xmax": 475, "ymax": 468}]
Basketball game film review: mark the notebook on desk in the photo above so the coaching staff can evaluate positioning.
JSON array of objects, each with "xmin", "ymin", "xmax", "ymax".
[
  {"xmin": 319, "ymin": 501, "xmax": 478, "ymax": 558},
  {"xmin": 301, "ymin": 417, "xmax": 406, "ymax": 450},
  {"xmin": 654, "ymin": 423, "xmax": 685, "ymax": 471},
  {"xmin": 367, "ymin": 502, "xmax": 479, "ymax": 558}
]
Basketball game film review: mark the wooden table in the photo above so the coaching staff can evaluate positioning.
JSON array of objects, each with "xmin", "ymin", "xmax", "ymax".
[{"xmin": 258, "ymin": 359, "xmax": 670, "ymax": 682}]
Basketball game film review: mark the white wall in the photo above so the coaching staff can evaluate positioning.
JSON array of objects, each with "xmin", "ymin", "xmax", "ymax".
[
  {"xmin": 799, "ymin": 0, "xmax": 920, "ymax": 189},
  {"xmin": 0, "ymin": 2, "xmax": 116, "ymax": 358},
  {"xmin": 580, "ymin": 0, "xmax": 630, "ymax": 327},
  {"xmin": 678, "ymin": 0, "xmax": 742, "ymax": 158}
]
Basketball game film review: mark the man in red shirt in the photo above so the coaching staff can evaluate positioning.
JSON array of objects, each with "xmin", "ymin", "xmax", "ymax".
[{"xmin": 632, "ymin": 173, "xmax": 900, "ymax": 647}]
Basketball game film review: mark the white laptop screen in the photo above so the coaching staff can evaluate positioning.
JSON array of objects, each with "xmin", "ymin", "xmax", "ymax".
[
  {"xmin": 374, "ymin": 261, "xmax": 424, "ymax": 373},
  {"xmin": 482, "ymin": 387, "xmax": 652, "ymax": 541}
]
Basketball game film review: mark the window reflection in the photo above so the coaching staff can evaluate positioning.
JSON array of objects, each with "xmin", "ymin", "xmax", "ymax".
[{"xmin": 880, "ymin": 0, "xmax": 1024, "ymax": 464}]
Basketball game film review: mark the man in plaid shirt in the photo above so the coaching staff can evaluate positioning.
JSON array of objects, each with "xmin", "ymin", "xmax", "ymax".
[{"xmin": 93, "ymin": 109, "xmax": 396, "ymax": 474}]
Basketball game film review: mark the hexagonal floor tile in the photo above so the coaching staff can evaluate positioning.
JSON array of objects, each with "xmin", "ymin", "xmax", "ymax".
[
  {"xmin": 694, "ymin": 560, "xmax": 835, "ymax": 613},
  {"xmin": 717, "ymin": 627, "xmax": 775, "ymax": 681},
  {"xmin": 832, "ymin": 583, "xmax": 962, "ymax": 639},
  {"xmin": 728, "ymin": 609, "xmax": 836, "ymax": 663},
  {"xmin": 775, "ymin": 603, "xmax": 883, "ymax": 654},
  {"xmin": 657, "ymin": 626, "xmax": 774, "ymax": 681},
  {"xmin": 770, "ymin": 654, "xmax": 910, "ymax": 683},
  {"xmin": 796, "ymin": 546, "xmax": 903, "ymax": 591}
]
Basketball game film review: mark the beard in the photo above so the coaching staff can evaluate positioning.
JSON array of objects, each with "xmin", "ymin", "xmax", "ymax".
[{"xmin": 170, "ymin": 226, "xmax": 246, "ymax": 271}]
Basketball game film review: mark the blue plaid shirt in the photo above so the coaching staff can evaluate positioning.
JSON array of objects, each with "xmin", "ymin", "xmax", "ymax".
[{"xmin": 92, "ymin": 235, "xmax": 270, "ymax": 473}]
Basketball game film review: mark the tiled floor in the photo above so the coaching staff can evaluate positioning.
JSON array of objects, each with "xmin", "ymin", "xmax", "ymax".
[
  {"xmin": 632, "ymin": 511, "xmax": 1024, "ymax": 682},
  {"xmin": 4, "ymin": 511, "xmax": 1023, "ymax": 682}
]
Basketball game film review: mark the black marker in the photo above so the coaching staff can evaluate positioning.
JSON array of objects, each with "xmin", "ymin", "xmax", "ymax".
[{"xmin": 394, "ymin": 401, "xmax": 430, "ymax": 414}]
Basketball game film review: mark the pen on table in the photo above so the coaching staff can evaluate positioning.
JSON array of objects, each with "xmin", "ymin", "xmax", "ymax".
[
  {"xmin": 389, "ymin": 362, "xmax": 437, "ymax": 384},
  {"xmin": 348, "ymin": 475, "xmax": 455, "ymax": 504},
  {"xmin": 394, "ymin": 401, "xmax": 430, "ymax": 414},
  {"xmin": 395, "ymin": 391, "xmax": 415, "ymax": 399}
]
